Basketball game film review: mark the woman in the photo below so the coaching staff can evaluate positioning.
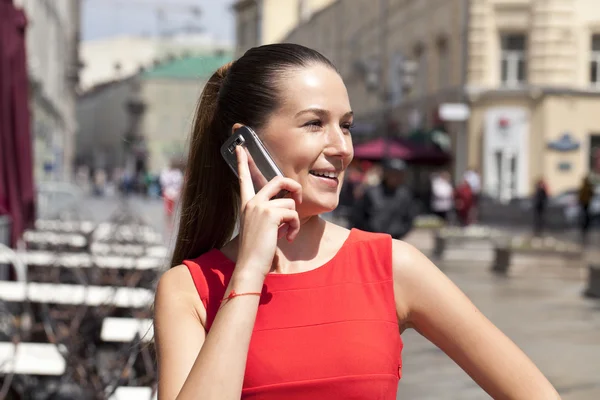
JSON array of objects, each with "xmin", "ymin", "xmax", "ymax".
[
  {"xmin": 430, "ymin": 170, "xmax": 453, "ymax": 223},
  {"xmin": 154, "ymin": 44, "xmax": 559, "ymax": 399}
]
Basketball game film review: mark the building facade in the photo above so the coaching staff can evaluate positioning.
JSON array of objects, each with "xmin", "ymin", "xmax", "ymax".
[
  {"xmin": 140, "ymin": 53, "xmax": 233, "ymax": 174},
  {"xmin": 233, "ymin": 0, "xmax": 337, "ymax": 57},
  {"xmin": 76, "ymin": 52, "xmax": 233, "ymax": 178},
  {"xmin": 76, "ymin": 34, "xmax": 233, "ymax": 179},
  {"xmin": 13, "ymin": 0, "xmax": 81, "ymax": 182},
  {"xmin": 281, "ymin": 0, "xmax": 600, "ymax": 200}
]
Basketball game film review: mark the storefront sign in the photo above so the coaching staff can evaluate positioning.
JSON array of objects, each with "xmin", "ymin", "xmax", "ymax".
[{"xmin": 547, "ymin": 133, "xmax": 580, "ymax": 152}]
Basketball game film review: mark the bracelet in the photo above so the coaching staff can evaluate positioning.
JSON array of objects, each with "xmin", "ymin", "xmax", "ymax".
[{"xmin": 220, "ymin": 289, "xmax": 262, "ymax": 305}]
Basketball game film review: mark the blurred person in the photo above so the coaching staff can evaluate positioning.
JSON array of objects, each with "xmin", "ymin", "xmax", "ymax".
[
  {"xmin": 533, "ymin": 177, "xmax": 549, "ymax": 236},
  {"xmin": 154, "ymin": 44, "xmax": 560, "ymax": 400},
  {"xmin": 93, "ymin": 168, "xmax": 107, "ymax": 197},
  {"xmin": 334, "ymin": 162, "xmax": 362, "ymax": 222},
  {"xmin": 454, "ymin": 177, "xmax": 474, "ymax": 227},
  {"xmin": 351, "ymin": 161, "xmax": 381, "ymax": 200},
  {"xmin": 160, "ymin": 159, "xmax": 184, "ymax": 232},
  {"xmin": 430, "ymin": 170, "xmax": 453, "ymax": 223},
  {"xmin": 578, "ymin": 174, "xmax": 594, "ymax": 242},
  {"xmin": 350, "ymin": 158, "xmax": 415, "ymax": 239},
  {"xmin": 464, "ymin": 166, "xmax": 481, "ymax": 223}
]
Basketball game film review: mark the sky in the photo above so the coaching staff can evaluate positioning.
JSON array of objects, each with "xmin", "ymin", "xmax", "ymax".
[{"xmin": 82, "ymin": 0, "xmax": 237, "ymax": 43}]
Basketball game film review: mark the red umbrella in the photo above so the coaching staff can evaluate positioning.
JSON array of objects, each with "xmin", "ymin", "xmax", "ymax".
[
  {"xmin": 353, "ymin": 137, "xmax": 412, "ymax": 160},
  {"xmin": 353, "ymin": 137, "xmax": 451, "ymax": 165},
  {"xmin": 0, "ymin": 0, "xmax": 35, "ymax": 247}
]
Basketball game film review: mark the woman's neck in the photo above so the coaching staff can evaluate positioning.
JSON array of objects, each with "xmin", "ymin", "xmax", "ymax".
[
  {"xmin": 270, "ymin": 215, "xmax": 327, "ymax": 274},
  {"xmin": 222, "ymin": 215, "xmax": 333, "ymax": 274}
]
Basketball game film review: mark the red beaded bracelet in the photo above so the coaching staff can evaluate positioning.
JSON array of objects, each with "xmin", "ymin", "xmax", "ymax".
[{"xmin": 220, "ymin": 289, "xmax": 262, "ymax": 305}]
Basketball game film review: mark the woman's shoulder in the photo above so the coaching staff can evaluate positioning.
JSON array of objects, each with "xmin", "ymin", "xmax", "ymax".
[{"xmin": 155, "ymin": 264, "xmax": 207, "ymax": 327}]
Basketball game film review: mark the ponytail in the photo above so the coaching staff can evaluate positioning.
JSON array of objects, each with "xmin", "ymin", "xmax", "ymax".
[{"xmin": 170, "ymin": 63, "xmax": 239, "ymax": 267}]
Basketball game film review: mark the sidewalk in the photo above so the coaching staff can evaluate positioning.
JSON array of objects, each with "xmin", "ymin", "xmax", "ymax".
[{"xmin": 398, "ymin": 229, "xmax": 600, "ymax": 399}]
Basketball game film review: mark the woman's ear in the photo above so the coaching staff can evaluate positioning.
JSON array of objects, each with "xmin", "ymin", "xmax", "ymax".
[{"xmin": 231, "ymin": 123, "xmax": 244, "ymax": 135}]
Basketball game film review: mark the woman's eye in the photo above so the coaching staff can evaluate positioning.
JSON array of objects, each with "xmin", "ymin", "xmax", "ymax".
[
  {"xmin": 342, "ymin": 123, "xmax": 354, "ymax": 132},
  {"xmin": 304, "ymin": 120, "xmax": 323, "ymax": 131}
]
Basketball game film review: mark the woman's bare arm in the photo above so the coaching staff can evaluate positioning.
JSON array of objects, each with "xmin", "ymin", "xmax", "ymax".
[
  {"xmin": 392, "ymin": 240, "xmax": 560, "ymax": 399},
  {"xmin": 154, "ymin": 265, "xmax": 263, "ymax": 400}
]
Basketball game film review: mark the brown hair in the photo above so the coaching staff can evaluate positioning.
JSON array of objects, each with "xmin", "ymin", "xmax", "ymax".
[{"xmin": 170, "ymin": 44, "xmax": 336, "ymax": 267}]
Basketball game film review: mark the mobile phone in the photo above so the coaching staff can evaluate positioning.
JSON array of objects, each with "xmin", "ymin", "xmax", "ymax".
[{"xmin": 220, "ymin": 125, "xmax": 287, "ymax": 197}]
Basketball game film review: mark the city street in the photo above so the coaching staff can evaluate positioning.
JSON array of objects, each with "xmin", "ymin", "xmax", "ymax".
[{"xmin": 52, "ymin": 195, "xmax": 600, "ymax": 398}]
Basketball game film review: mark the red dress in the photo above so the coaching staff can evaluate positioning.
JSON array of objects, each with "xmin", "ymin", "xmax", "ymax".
[{"xmin": 184, "ymin": 228, "xmax": 403, "ymax": 399}]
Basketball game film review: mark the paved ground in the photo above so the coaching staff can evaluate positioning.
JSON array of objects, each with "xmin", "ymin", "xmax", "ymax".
[
  {"xmin": 50, "ymin": 195, "xmax": 600, "ymax": 398},
  {"xmin": 398, "ymin": 231, "xmax": 600, "ymax": 399}
]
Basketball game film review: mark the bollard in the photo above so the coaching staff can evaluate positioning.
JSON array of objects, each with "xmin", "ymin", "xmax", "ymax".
[
  {"xmin": 584, "ymin": 264, "xmax": 600, "ymax": 298},
  {"xmin": 492, "ymin": 246, "xmax": 512, "ymax": 273},
  {"xmin": 432, "ymin": 232, "xmax": 446, "ymax": 259}
]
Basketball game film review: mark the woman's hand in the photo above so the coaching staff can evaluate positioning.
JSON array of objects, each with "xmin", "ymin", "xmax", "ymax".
[{"xmin": 235, "ymin": 146, "xmax": 302, "ymax": 278}]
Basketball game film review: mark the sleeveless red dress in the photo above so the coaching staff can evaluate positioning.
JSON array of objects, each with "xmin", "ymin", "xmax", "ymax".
[{"xmin": 183, "ymin": 228, "xmax": 403, "ymax": 399}]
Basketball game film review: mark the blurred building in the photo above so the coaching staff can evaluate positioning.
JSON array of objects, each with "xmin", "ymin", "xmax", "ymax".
[
  {"xmin": 76, "ymin": 34, "xmax": 232, "ymax": 179},
  {"xmin": 76, "ymin": 51, "xmax": 233, "ymax": 179},
  {"xmin": 233, "ymin": 0, "xmax": 337, "ymax": 57},
  {"xmin": 280, "ymin": 0, "xmax": 600, "ymax": 200},
  {"xmin": 141, "ymin": 52, "xmax": 233, "ymax": 174},
  {"xmin": 76, "ymin": 77, "xmax": 137, "ymax": 180},
  {"xmin": 13, "ymin": 0, "xmax": 81, "ymax": 182},
  {"xmin": 79, "ymin": 33, "xmax": 231, "ymax": 91}
]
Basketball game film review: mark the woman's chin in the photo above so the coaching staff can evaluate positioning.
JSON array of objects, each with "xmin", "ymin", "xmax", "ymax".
[{"xmin": 297, "ymin": 200, "xmax": 339, "ymax": 218}]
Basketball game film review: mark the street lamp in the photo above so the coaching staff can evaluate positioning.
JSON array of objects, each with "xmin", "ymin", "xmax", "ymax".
[{"xmin": 124, "ymin": 77, "xmax": 148, "ymax": 191}]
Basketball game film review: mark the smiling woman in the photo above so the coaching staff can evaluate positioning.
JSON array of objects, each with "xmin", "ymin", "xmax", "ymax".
[{"xmin": 153, "ymin": 43, "xmax": 561, "ymax": 400}]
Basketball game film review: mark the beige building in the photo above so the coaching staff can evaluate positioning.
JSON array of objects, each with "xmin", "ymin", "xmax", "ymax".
[
  {"xmin": 14, "ymin": 0, "xmax": 81, "ymax": 182},
  {"xmin": 281, "ymin": 0, "xmax": 600, "ymax": 200},
  {"xmin": 233, "ymin": 0, "xmax": 337, "ymax": 57}
]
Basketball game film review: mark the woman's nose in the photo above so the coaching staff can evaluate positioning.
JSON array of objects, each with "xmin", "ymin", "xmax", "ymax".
[{"xmin": 324, "ymin": 127, "xmax": 352, "ymax": 158}]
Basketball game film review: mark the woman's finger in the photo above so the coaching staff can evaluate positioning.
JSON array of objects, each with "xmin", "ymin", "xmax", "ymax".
[
  {"xmin": 267, "ymin": 198, "xmax": 296, "ymax": 210},
  {"xmin": 275, "ymin": 209, "xmax": 300, "ymax": 242},
  {"xmin": 252, "ymin": 176, "xmax": 303, "ymax": 205}
]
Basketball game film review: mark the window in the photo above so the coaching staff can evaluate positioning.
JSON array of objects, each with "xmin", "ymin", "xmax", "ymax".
[
  {"xmin": 590, "ymin": 134, "xmax": 600, "ymax": 170},
  {"xmin": 414, "ymin": 44, "xmax": 427, "ymax": 95},
  {"xmin": 590, "ymin": 34, "xmax": 600, "ymax": 86},
  {"xmin": 500, "ymin": 33, "xmax": 527, "ymax": 86},
  {"xmin": 437, "ymin": 38, "xmax": 449, "ymax": 89}
]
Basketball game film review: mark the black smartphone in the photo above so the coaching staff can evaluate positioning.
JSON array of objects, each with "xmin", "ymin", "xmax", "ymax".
[{"xmin": 220, "ymin": 126, "xmax": 287, "ymax": 197}]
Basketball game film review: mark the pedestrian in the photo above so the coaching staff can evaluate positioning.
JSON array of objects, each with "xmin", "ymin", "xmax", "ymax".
[
  {"xmin": 464, "ymin": 166, "xmax": 481, "ymax": 223},
  {"xmin": 454, "ymin": 177, "xmax": 474, "ymax": 226},
  {"xmin": 533, "ymin": 177, "xmax": 548, "ymax": 236},
  {"xmin": 430, "ymin": 170, "xmax": 453, "ymax": 223},
  {"xmin": 153, "ymin": 43, "xmax": 559, "ymax": 400},
  {"xmin": 578, "ymin": 174, "xmax": 594, "ymax": 242},
  {"xmin": 350, "ymin": 158, "xmax": 415, "ymax": 239},
  {"xmin": 159, "ymin": 159, "xmax": 184, "ymax": 234}
]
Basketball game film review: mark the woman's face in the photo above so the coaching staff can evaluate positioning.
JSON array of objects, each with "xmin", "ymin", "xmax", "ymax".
[{"xmin": 259, "ymin": 64, "xmax": 354, "ymax": 217}]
